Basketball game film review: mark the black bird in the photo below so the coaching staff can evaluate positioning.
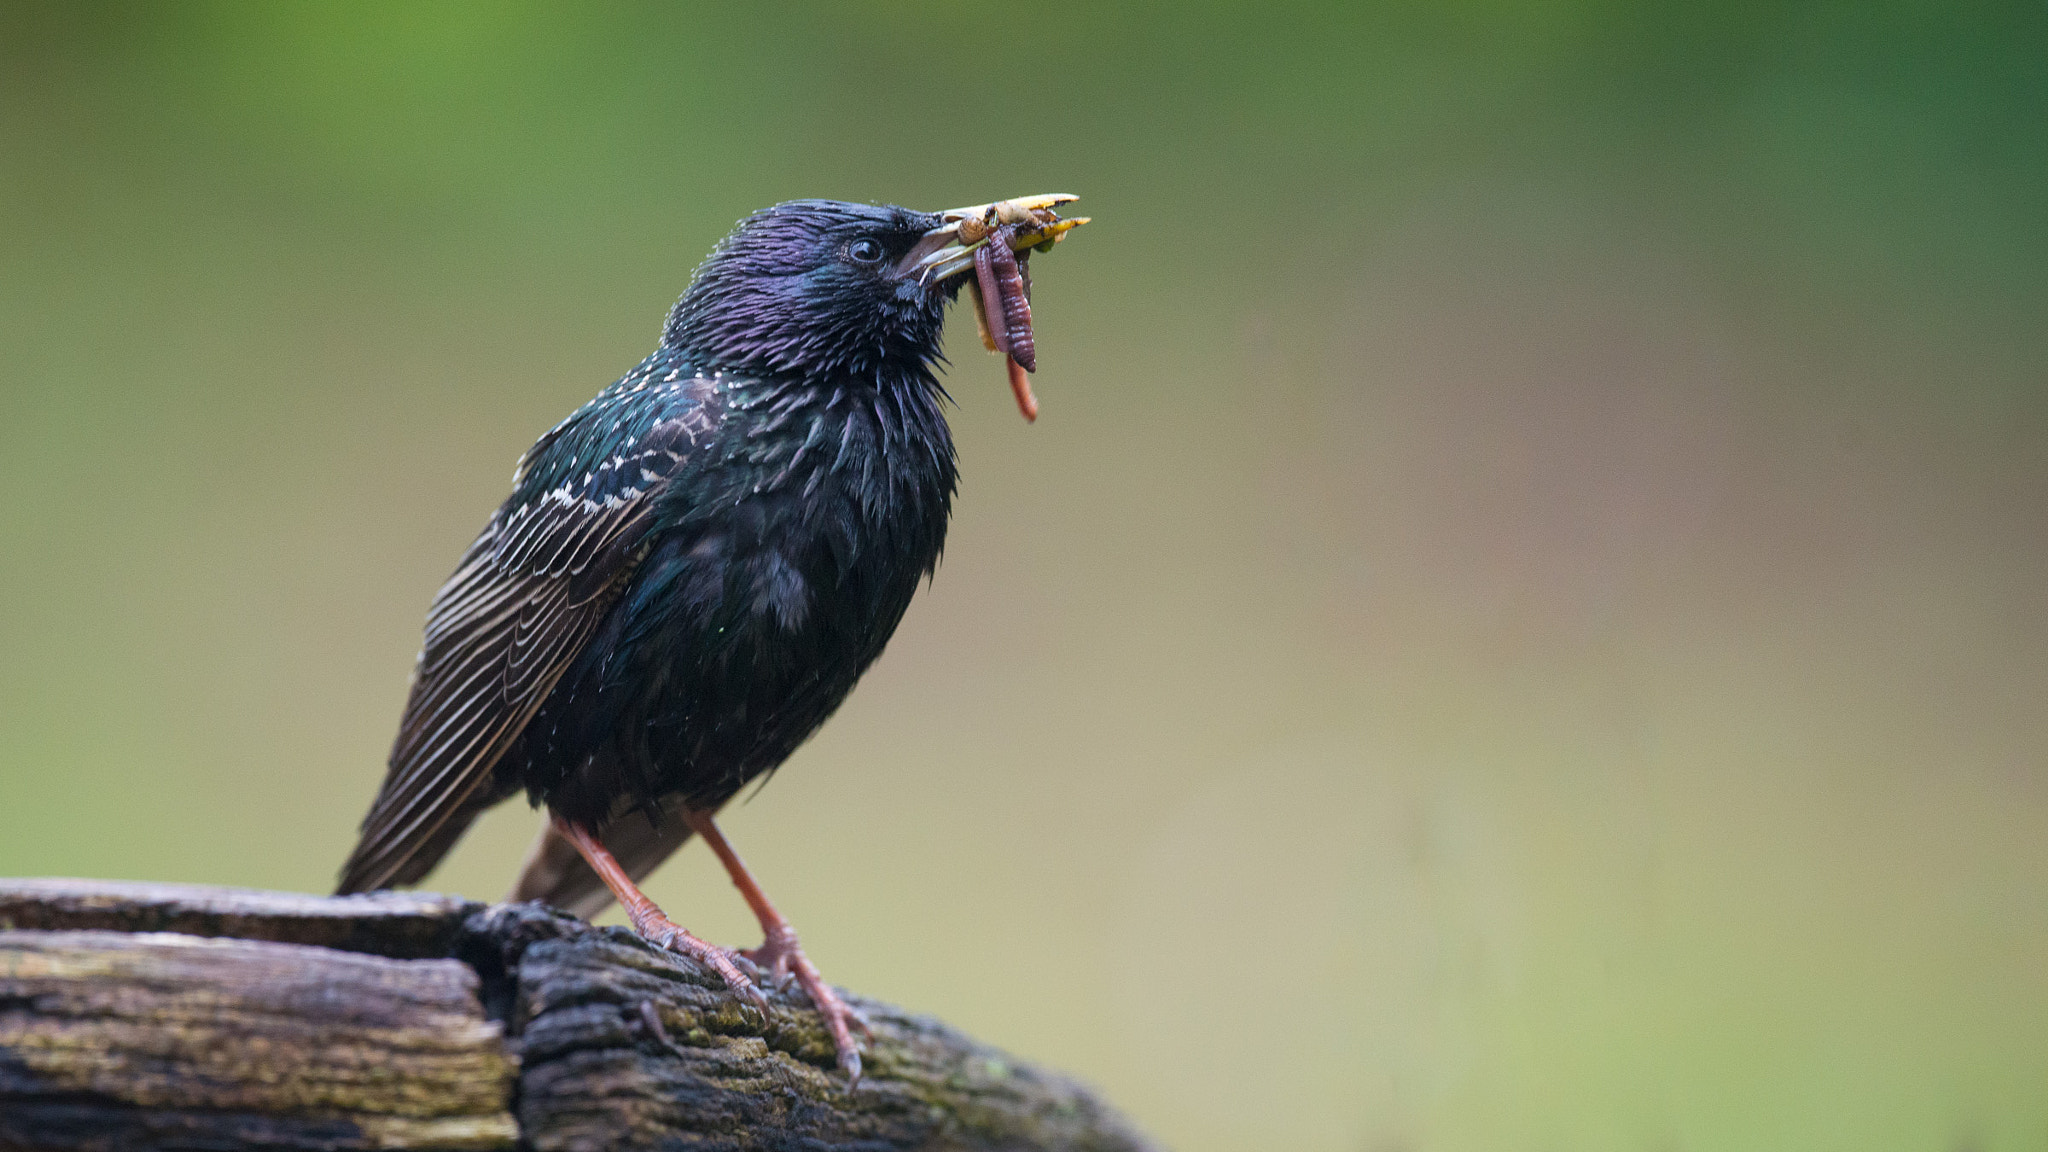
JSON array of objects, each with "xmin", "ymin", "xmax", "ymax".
[{"xmin": 335, "ymin": 195, "xmax": 1087, "ymax": 1082}]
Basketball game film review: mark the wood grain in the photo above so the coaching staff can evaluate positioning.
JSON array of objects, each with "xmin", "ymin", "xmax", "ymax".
[
  {"xmin": 0, "ymin": 880, "xmax": 1159, "ymax": 1152},
  {"xmin": 0, "ymin": 929, "xmax": 517, "ymax": 1150}
]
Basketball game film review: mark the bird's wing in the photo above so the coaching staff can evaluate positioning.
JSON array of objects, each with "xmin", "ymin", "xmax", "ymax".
[{"xmin": 336, "ymin": 375, "xmax": 722, "ymax": 894}]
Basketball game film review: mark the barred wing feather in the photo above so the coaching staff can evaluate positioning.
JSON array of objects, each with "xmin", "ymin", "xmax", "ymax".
[{"xmin": 335, "ymin": 378, "xmax": 719, "ymax": 894}]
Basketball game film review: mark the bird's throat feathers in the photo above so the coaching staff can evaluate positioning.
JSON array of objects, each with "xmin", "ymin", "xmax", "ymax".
[{"xmin": 722, "ymin": 364, "xmax": 958, "ymax": 542}]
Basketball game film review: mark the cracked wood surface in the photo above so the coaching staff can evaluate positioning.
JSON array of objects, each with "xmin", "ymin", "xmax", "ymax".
[
  {"xmin": 0, "ymin": 879, "xmax": 1159, "ymax": 1152},
  {"xmin": 0, "ymin": 929, "xmax": 518, "ymax": 1151}
]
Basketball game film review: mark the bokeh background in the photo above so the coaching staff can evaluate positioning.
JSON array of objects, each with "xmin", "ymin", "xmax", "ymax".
[{"xmin": 4, "ymin": 2, "xmax": 2045, "ymax": 1149}]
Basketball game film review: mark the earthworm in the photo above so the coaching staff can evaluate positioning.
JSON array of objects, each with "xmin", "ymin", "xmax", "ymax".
[
  {"xmin": 994, "ymin": 240, "xmax": 1036, "ymax": 372},
  {"xmin": 970, "ymin": 217, "xmax": 1046, "ymax": 421}
]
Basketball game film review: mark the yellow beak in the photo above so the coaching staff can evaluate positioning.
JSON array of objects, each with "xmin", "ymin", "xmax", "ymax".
[{"xmin": 898, "ymin": 193, "xmax": 1090, "ymax": 284}]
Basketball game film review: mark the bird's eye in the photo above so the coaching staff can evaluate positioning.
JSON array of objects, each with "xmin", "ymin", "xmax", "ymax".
[{"xmin": 847, "ymin": 238, "xmax": 885, "ymax": 265}]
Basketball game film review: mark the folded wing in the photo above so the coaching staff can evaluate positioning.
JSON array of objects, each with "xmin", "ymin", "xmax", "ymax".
[{"xmin": 336, "ymin": 375, "xmax": 720, "ymax": 894}]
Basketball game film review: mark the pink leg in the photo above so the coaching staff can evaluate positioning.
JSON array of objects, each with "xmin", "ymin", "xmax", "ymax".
[
  {"xmin": 681, "ymin": 808, "xmax": 869, "ymax": 1084},
  {"xmin": 550, "ymin": 815, "xmax": 765, "ymax": 1009}
]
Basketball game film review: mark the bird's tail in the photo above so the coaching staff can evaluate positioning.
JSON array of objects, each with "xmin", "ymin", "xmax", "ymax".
[
  {"xmin": 507, "ymin": 809, "xmax": 694, "ymax": 920},
  {"xmin": 335, "ymin": 781, "xmax": 508, "ymax": 896}
]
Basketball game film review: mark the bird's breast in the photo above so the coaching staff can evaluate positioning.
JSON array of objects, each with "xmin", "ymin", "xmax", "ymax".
[
  {"xmin": 621, "ymin": 382, "xmax": 955, "ymax": 689},
  {"xmin": 512, "ymin": 375, "xmax": 957, "ymax": 816}
]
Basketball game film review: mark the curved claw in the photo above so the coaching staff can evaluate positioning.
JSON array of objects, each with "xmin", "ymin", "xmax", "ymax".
[
  {"xmin": 633, "ymin": 913, "xmax": 768, "ymax": 1009},
  {"xmin": 734, "ymin": 949, "xmax": 797, "ymax": 994},
  {"xmin": 743, "ymin": 922, "xmax": 866, "ymax": 1086},
  {"xmin": 847, "ymin": 1003, "xmax": 876, "ymax": 1042}
]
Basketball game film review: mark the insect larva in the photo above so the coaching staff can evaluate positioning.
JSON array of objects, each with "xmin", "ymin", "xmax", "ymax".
[
  {"xmin": 973, "ymin": 230, "xmax": 1011, "ymax": 359},
  {"xmin": 969, "ymin": 277, "xmax": 1001, "ymax": 354}
]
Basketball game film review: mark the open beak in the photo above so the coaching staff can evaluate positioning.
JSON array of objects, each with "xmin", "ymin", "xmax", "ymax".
[
  {"xmin": 898, "ymin": 194, "xmax": 1090, "ymax": 423},
  {"xmin": 897, "ymin": 193, "xmax": 1090, "ymax": 285}
]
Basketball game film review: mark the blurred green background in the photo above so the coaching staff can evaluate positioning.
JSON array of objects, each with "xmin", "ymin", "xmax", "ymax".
[{"xmin": 4, "ymin": 2, "xmax": 2045, "ymax": 1148}]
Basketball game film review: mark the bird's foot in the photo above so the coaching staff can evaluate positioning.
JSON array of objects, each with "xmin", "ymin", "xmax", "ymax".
[
  {"xmin": 627, "ymin": 907, "xmax": 769, "ymax": 1011},
  {"xmin": 737, "ymin": 922, "xmax": 871, "ymax": 1085},
  {"xmin": 630, "ymin": 1000, "xmax": 690, "ymax": 1060}
]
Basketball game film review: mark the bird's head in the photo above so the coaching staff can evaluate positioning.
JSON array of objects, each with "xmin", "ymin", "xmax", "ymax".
[{"xmin": 663, "ymin": 196, "xmax": 1085, "ymax": 392}]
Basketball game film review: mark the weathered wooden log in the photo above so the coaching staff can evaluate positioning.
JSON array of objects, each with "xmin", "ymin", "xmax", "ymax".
[
  {"xmin": 0, "ymin": 930, "xmax": 518, "ymax": 1150},
  {"xmin": 0, "ymin": 878, "xmax": 475, "ymax": 958},
  {"xmin": 0, "ymin": 880, "xmax": 1159, "ymax": 1152}
]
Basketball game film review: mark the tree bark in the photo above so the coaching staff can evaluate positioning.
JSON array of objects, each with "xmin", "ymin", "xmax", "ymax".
[{"xmin": 0, "ymin": 879, "xmax": 1159, "ymax": 1152}]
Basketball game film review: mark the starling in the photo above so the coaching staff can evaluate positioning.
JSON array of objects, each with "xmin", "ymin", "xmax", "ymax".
[{"xmin": 335, "ymin": 195, "xmax": 1088, "ymax": 1083}]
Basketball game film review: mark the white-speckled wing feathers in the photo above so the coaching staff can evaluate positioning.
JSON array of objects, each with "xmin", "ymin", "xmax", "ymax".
[{"xmin": 336, "ymin": 373, "xmax": 720, "ymax": 894}]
